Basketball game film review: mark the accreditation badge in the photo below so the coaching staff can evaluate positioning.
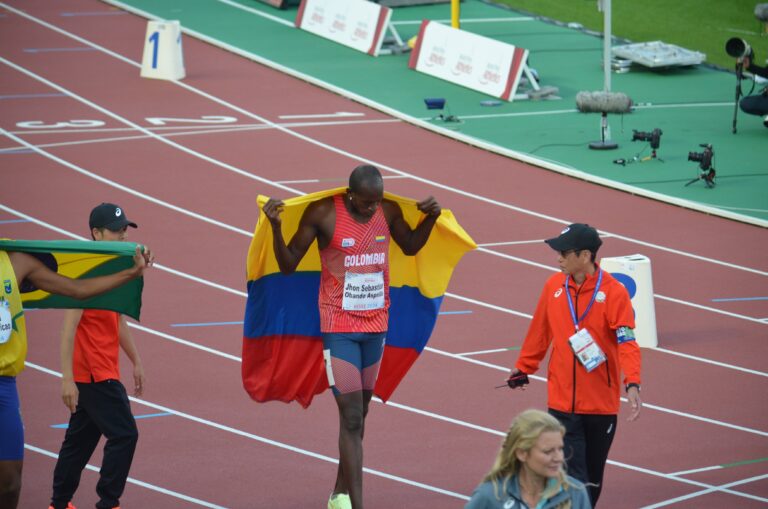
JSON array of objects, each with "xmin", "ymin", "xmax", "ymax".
[
  {"xmin": 0, "ymin": 299, "xmax": 12, "ymax": 344},
  {"xmin": 568, "ymin": 328, "xmax": 606, "ymax": 372}
]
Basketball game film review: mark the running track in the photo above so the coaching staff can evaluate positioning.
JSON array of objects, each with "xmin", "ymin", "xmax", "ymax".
[{"xmin": 1, "ymin": 1, "xmax": 766, "ymax": 507}]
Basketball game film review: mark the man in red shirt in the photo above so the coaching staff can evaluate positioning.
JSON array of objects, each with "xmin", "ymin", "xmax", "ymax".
[
  {"xmin": 49, "ymin": 204, "xmax": 147, "ymax": 509},
  {"xmin": 263, "ymin": 165, "xmax": 441, "ymax": 509},
  {"xmin": 508, "ymin": 223, "xmax": 642, "ymax": 507}
]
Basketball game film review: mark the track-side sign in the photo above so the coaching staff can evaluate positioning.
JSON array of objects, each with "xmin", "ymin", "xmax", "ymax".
[
  {"xmin": 408, "ymin": 20, "xmax": 529, "ymax": 101},
  {"xmin": 295, "ymin": 0, "xmax": 391, "ymax": 57}
]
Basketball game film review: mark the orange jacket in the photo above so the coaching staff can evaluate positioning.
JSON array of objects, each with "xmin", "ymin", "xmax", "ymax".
[{"xmin": 516, "ymin": 266, "xmax": 641, "ymax": 415}]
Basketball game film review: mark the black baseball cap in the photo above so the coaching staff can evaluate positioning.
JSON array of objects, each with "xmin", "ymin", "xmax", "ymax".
[
  {"xmin": 89, "ymin": 203, "xmax": 138, "ymax": 231},
  {"xmin": 545, "ymin": 223, "xmax": 602, "ymax": 252}
]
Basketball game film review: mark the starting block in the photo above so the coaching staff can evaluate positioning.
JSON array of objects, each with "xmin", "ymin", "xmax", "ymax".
[
  {"xmin": 140, "ymin": 20, "xmax": 185, "ymax": 81},
  {"xmin": 600, "ymin": 254, "xmax": 658, "ymax": 348}
]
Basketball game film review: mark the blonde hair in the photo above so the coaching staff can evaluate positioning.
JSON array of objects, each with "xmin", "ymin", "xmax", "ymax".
[{"xmin": 483, "ymin": 409, "xmax": 574, "ymax": 507}]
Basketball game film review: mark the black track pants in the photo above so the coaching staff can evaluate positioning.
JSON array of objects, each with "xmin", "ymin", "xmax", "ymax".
[{"xmin": 549, "ymin": 409, "xmax": 617, "ymax": 507}]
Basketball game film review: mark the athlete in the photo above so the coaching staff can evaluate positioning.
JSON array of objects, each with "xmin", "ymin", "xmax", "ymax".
[{"xmin": 263, "ymin": 165, "xmax": 441, "ymax": 509}]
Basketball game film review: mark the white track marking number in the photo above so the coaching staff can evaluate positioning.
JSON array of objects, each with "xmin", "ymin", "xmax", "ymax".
[
  {"xmin": 16, "ymin": 120, "xmax": 106, "ymax": 129},
  {"xmin": 145, "ymin": 115, "xmax": 238, "ymax": 126}
]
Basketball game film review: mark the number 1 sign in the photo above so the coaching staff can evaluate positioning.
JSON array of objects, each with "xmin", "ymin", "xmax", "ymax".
[{"xmin": 140, "ymin": 20, "xmax": 186, "ymax": 81}]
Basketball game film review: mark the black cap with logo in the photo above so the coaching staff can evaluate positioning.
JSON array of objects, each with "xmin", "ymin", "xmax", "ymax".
[
  {"xmin": 88, "ymin": 203, "xmax": 138, "ymax": 231},
  {"xmin": 545, "ymin": 223, "xmax": 602, "ymax": 252}
]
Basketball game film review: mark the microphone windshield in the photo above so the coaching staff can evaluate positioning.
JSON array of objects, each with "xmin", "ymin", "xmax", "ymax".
[{"xmin": 576, "ymin": 91, "xmax": 632, "ymax": 114}]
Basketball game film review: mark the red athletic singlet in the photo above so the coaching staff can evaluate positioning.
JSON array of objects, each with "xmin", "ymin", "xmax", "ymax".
[{"xmin": 319, "ymin": 194, "xmax": 390, "ymax": 333}]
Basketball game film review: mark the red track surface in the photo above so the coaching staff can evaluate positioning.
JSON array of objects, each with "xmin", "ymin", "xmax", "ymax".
[{"xmin": 1, "ymin": 1, "xmax": 766, "ymax": 507}]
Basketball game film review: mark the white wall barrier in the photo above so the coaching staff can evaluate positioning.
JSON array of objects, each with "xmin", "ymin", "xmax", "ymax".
[
  {"xmin": 295, "ymin": 0, "xmax": 392, "ymax": 57},
  {"xmin": 600, "ymin": 254, "xmax": 658, "ymax": 348},
  {"xmin": 140, "ymin": 20, "xmax": 185, "ymax": 81},
  {"xmin": 408, "ymin": 20, "xmax": 529, "ymax": 101}
]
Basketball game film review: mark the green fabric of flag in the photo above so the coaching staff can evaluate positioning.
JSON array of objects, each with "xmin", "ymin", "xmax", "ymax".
[{"xmin": 0, "ymin": 239, "xmax": 144, "ymax": 320}]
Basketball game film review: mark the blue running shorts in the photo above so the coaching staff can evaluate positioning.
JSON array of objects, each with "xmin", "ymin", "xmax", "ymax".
[
  {"xmin": 0, "ymin": 376, "xmax": 24, "ymax": 460},
  {"xmin": 322, "ymin": 332, "xmax": 385, "ymax": 395}
]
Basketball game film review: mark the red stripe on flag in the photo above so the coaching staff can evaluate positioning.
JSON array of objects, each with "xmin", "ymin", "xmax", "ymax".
[
  {"xmin": 374, "ymin": 345, "xmax": 419, "ymax": 402},
  {"xmin": 242, "ymin": 335, "xmax": 328, "ymax": 408}
]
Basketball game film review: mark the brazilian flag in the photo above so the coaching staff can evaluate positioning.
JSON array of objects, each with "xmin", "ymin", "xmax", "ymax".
[{"xmin": 0, "ymin": 239, "xmax": 144, "ymax": 320}]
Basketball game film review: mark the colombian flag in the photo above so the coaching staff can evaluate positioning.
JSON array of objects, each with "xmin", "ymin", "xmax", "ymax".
[
  {"xmin": 242, "ymin": 188, "xmax": 476, "ymax": 408},
  {"xmin": 0, "ymin": 239, "xmax": 144, "ymax": 320}
]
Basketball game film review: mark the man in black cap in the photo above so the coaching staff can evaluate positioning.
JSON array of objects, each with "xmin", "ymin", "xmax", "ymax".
[
  {"xmin": 506, "ymin": 223, "xmax": 642, "ymax": 507},
  {"xmin": 49, "ymin": 203, "xmax": 145, "ymax": 509},
  {"xmin": 88, "ymin": 203, "xmax": 138, "ymax": 238}
]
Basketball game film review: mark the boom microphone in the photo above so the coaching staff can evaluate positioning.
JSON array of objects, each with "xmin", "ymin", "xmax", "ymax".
[{"xmin": 576, "ymin": 91, "xmax": 632, "ymax": 114}]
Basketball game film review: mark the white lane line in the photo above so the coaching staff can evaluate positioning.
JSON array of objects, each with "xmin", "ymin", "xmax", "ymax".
[
  {"xmin": 5, "ymin": 117, "xmax": 399, "ymax": 136},
  {"xmin": 477, "ymin": 239, "xmax": 546, "ymax": 247},
  {"xmin": 0, "ymin": 119, "xmax": 400, "ymax": 153},
  {"xmin": 639, "ymin": 473, "xmax": 768, "ymax": 508},
  {"xmin": 26, "ymin": 362, "xmax": 470, "ymax": 501},
  {"xmin": 455, "ymin": 103, "xmax": 735, "ymax": 121},
  {"xmin": 456, "ymin": 347, "xmax": 517, "ymax": 356},
  {"xmin": 7, "ymin": 1, "xmax": 767, "ymax": 261},
  {"xmin": 276, "ymin": 175, "xmax": 409, "ymax": 184},
  {"xmin": 651, "ymin": 346, "xmax": 768, "ymax": 377},
  {"xmin": 7, "ymin": 204, "xmax": 767, "ymax": 438},
  {"xmin": 25, "ymin": 444, "xmax": 227, "ymax": 508},
  {"xmin": 668, "ymin": 465, "xmax": 723, "ymax": 476},
  {"xmin": 715, "ymin": 205, "xmax": 768, "ymax": 213},
  {"xmin": 278, "ymin": 112, "xmax": 365, "ymax": 119},
  {"xmin": 213, "ymin": 0, "xmax": 294, "ymax": 27},
  {"xmin": 391, "ymin": 17, "xmax": 535, "ymax": 25}
]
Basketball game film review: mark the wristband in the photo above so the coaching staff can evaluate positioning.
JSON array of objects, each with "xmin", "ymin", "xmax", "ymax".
[{"xmin": 625, "ymin": 383, "xmax": 640, "ymax": 393}]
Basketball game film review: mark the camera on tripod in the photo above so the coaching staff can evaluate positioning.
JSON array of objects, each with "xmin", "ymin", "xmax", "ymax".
[
  {"xmin": 725, "ymin": 38, "xmax": 754, "ymax": 62},
  {"xmin": 632, "ymin": 128, "xmax": 662, "ymax": 150},
  {"xmin": 685, "ymin": 143, "xmax": 716, "ymax": 188}
]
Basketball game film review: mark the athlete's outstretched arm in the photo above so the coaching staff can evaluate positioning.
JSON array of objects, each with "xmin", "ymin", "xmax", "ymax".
[
  {"xmin": 385, "ymin": 197, "xmax": 441, "ymax": 256},
  {"xmin": 263, "ymin": 198, "xmax": 326, "ymax": 274}
]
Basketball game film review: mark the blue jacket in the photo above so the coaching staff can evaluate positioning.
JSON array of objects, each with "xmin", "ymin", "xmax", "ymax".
[{"xmin": 465, "ymin": 475, "xmax": 592, "ymax": 509}]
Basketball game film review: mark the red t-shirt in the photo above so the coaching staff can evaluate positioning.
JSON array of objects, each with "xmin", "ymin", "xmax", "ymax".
[{"xmin": 73, "ymin": 309, "xmax": 120, "ymax": 383}]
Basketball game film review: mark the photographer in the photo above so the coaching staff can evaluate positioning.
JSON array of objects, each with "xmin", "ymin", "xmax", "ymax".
[{"xmin": 739, "ymin": 55, "xmax": 768, "ymax": 122}]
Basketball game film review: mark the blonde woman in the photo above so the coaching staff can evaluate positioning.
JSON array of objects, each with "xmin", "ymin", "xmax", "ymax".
[{"xmin": 466, "ymin": 409, "xmax": 591, "ymax": 509}]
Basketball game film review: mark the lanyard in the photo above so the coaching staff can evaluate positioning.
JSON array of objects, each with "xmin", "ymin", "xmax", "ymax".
[{"xmin": 565, "ymin": 269, "xmax": 603, "ymax": 332}]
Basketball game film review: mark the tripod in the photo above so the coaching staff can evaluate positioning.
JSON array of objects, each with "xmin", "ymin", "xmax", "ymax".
[
  {"xmin": 684, "ymin": 166, "xmax": 716, "ymax": 188},
  {"xmin": 733, "ymin": 62, "xmax": 743, "ymax": 134},
  {"xmin": 638, "ymin": 147, "xmax": 663, "ymax": 163},
  {"xmin": 614, "ymin": 144, "xmax": 663, "ymax": 166}
]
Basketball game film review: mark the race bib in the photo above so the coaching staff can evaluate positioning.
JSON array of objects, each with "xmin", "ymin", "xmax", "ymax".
[
  {"xmin": 568, "ymin": 328, "xmax": 606, "ymax": 372},
  {"xmin": 0, "ymin": 300, "xmax": 12, "ymax": 344},
  {"xmin": 342, "ymin": 271, "xmax": 385, "ymax": 311}
]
